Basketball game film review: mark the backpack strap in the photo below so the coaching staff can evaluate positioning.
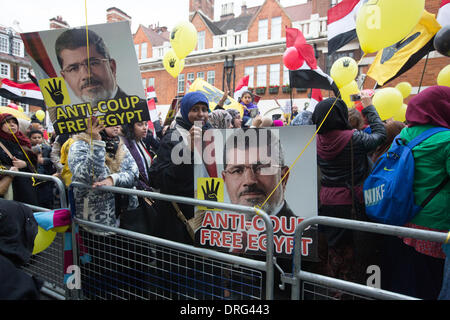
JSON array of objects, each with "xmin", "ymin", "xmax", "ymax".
[
  {"xmin": 407, "ymin": 127, "xmax": 449, "ymax": 150},
  {"xmin": 420, "ymin": 176, "xmax": 449, "ymax": 208}
]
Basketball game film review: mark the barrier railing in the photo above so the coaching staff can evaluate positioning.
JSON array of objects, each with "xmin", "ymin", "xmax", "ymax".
[
  {"xmin": 0, "ymin": 169, "xmax": 68, "ymax": 300},
  {"xmin": 290, "ymin": 216, "xmax": 449, "ymax": 300},
  {"xmin": 69, "ymin": 182, "xmax": 275, "ymax": 300}
]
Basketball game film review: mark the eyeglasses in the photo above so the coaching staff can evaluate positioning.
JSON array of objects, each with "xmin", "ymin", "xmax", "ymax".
[
  {"xmin": 224, "ymin": 163, "xmax": 281, "ymax": 177},
  {"xmin": 61, "ymin": 58, "xmax": 110, "ymax": 74}
]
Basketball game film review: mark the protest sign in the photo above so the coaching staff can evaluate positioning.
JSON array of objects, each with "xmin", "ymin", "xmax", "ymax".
[
  {"xmin": 192, "ymin": 126, "xmax": 319, "ymax": 260},
  {"xmin": 21, "ymin": 21, "xmax": 149, "ymax": 135}
]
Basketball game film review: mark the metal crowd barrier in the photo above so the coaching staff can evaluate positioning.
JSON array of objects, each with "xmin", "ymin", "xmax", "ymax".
[
  {"xmin": 0, "ymin": 169, "xmax": 68, "ymax": 300},
  {"xmin": 69, "ymin": 182, "xmax": 275, "ymax": 300},
  {"xmin": 290, "ymin": 216, "xmax": 449, "ymax": 300}
]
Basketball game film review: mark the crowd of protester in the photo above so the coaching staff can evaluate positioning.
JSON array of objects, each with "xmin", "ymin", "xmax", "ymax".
[{"xmin": 0, "ymin": 85, "xmax": 448, "ymax": 300}]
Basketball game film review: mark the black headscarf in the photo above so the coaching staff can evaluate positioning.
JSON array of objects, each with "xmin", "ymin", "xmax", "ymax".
[{"xmin": 312, "ymin": 98, "xmax": 352, "ymax": 134}]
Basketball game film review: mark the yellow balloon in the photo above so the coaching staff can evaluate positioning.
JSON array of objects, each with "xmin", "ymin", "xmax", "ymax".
[
  {"xmin": 372, "ymin": 88, "xmax": 403, "ymax": 120},
  {"xmin": 395, "ymin": 82, "xmax": 412, "ymax": 99},
  {"xmin": 35, "ymin": 110, "xmax": 45, "ymax": 121},
  {"xmin": 437, "ymin": 64, "xmax": 450, "ymax": 87},
  {"xmin": 32, "ymin": 226, "xmax": 56, "ymax": 255},
  {"xmin": 392, "ymin": 103, "xmax": 407, "ymax": 122},
  {"xmin": 330, "ymin": 57, "xmax": 359, "ymax": 88},
  {"xmin": 356, "ymin": 0, "xmax": 425, "ymax": 53},
  {"xmin": 163, "ymin": 49, "xmax": 184, "ymax": 78},
  {"xmin": 17, "ymin": 106, "xmax": 24, "ymax": 113},
  {"xmin": 339, "ymin": 80, "xmax": 359, "ymax": 108},
  {"xmin": 170, "ymin": 21, "xmax": 198, "ymax": 60}
]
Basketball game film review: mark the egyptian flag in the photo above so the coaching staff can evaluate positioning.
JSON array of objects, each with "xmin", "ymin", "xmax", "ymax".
[
  {"xmin": 146, "ymin": 86, "xmax": 158, "ymax": 136},
  {"xmin": 327, "ymin": 0, "xmax": 362, "ymax": 55},
  {"xmin": 306, "ymin": 89, "xmax": 323, "ymax": 112},
  {"xmin": 233, "ymin": 75, "xmax": 249, "ymax": 101},
  {"xmin": 286, "ymin": 28, "xmax": 339, "ymax": 96},
  {"xmin": 0, "ymin": 78, "xmax": 45, "ymax": 107},
  {"xmin": 437, "ymin": 0, "xmax": 450, "ymax": 27},
  {"xmin": 367, "ymin": 10, "xmax": 441, "ymax": 86}
]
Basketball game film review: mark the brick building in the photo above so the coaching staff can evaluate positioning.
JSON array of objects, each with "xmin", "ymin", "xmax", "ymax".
[
  {"xmin": 134, "ymin": 0, "xmax": 447, "ymax": 114},
  {"xmin": 0, "ymin": 24, "xmax": 36, "ymax": 112}
]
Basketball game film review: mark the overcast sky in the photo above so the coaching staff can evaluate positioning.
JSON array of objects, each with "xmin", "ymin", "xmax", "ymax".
[{"xmin": 2, "ymin": 0, "xmax": 306, "ymax": 34}]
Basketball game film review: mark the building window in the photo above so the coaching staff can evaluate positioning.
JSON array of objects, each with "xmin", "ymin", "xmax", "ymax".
[
  {"xmin": 0, "ymin": 36, "xmax": 8, "ymax": 53},
  {"xmin": 258, "ymin": 19, "xmax": 268, "ymax": 42},
  {"xmin": 12, "ymin": 39, "xmax": 22, "ymax": 56},
  {"xmin": 134, "ymin": 44, "xmax": 139, "ymax": 59},
  {"xmin": 1, "ymin": 97, "xmax": 9, "ymax": 106},
  {"xmin": 283, "ymin": 66, "xmax": 290, "ymax": 86},
  {"xmin": 19, "ymin": 102, "xmax": 28, "ymax": 114},
  {"xmin": 271, "ymin": 17, "xmax": 282, "ymax": 40},
  {"xmin": 187, "ymin": 73, "xmax": 194, "ymax": 90},
  {"xmin": 207, "ymin": 71, "xmax": 215, "ymax": 86},
  {"xmin": 0, "ymin": 63, "xmax": 10, "ymax": 78},
  {"xmin": 269, "ymin": 64, "xmax": 280, "ymax": 86},
  {"xmin": 198, "ymin": 31, "xmax": 205, "ymax": 50},
  {"xmin": 177, "ymin": 73, "xmax": 185, "ymax": 93},
  {"xmin": 234, "ymin": 34, "xmax": 242, "ymax": 45},
  {"xmin": 197, "ymin": 72, "xmax": 204, "ymax": 79},
  {"xmin": 149, "ymin": 78, "xmax": 155, "ymax": 88},
  {"xmin": 221, "ymin": 2, "xmax": 234, "ymax": 16},
  {"xmin": 220, "ymin": 36, "xmax": 227, "ymax": 48},
  {"xmin": 140, "ymin": 43, "xmax": 147, "ymax": 59},
  {"xmin": 256, "ymin": 65, "xmax": 267, "ymax": 87},
  {"xmin": 244, "ymin": 66, "xmax": 254, "ymax": 88},
  {"xmin": 142, "ymin": 78, "xmax": 147, "ymax": 88},
  {"xmin": 158, "ymin": 47, "xmax": 164, "ymax": 58},
  {"xmin": 19, "ymin": 67, "xmax": 29, "ymax": 81}
]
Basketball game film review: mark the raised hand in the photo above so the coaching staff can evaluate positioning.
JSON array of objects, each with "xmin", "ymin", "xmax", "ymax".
[
  {"xmin": 201, "ymin": 178, "xmax": 220, "ymax": 203},
  {"xmin": 45, "ymin": 79, "xmax": 65, "ymax": 105}
]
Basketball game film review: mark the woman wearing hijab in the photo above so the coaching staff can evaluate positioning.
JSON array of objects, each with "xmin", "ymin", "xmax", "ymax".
[
  {"xmin": 383, "ymin": 86, "xmax": 450, "ymax": 300},
  {"xmin": 148, "ymin": 92, "xmax": 213, "ymax": 299},
  {"xmin": 0, "ymin": 113, "xmax": 38, "ymax": 205},
  {"xmin": 311, "ymin": 91, "xmax": 386, "ymax": 284},
  {"xmin": 226, "ymin": 109, "xmax": 242, "ymax": 128},
  {"xmin": 149, "ymin": 91, "xmax": 211, "ymax": 244}
]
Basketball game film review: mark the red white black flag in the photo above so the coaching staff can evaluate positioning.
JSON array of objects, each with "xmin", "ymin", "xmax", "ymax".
[
  {"xmin": 437, "ymin": 0, "xmax": 450, "ymax": 27},
  {"xmin": 327, "ymin": 0, "xmax": 362, "ymax": 55},
  {"xmin": 0, "ymin": 78, "xmax": 45, "ymax": 108}
]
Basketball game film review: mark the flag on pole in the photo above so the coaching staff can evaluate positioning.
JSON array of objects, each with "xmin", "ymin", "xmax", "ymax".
[
  {"xmin": 367, "ymin": 10, "xmax": 441, "ymax": 86},
  {"xmin": 145, "ymin": 86, "xmax": 159, "ymax": 136},
  {"xmin": 233, "ymin": 75, "xmax": 249, "ymax": 101},
  {"xmin": 327, "ymin": 0, "xmax": 362, "ymax": 55},
  {"xmin": 0, "ymin": 78, "xmax": 45, "ymax": 107},
  {"xmin": 437, "ymin": 0, "xmax": 450, "ymax": 27}
]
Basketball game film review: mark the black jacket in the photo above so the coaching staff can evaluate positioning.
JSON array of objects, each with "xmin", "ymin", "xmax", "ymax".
[
  {"xmin": 0, "ymin": 138, "xmax": 39, "ymax": 206},
  {"xmin": 318, "ymin": 105, "xmax": 386, "ymax": 188},
  {"xmin": 0, "ymin": 199, "xmax": 42, "ymax": 299},
  {"xmin": 149, "ymin": 117, "xmax": 211, "ymax": 244}
]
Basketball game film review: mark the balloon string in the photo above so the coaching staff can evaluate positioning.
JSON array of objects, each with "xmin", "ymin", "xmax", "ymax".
[{"xmin": 255, "ymin": 92, "xmax": 341, "ymax": 211}]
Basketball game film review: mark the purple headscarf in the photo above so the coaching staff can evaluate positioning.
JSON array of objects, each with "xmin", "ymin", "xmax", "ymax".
[{"xmin": 406, "ymin": 86, "xmax": 450, "ymax": 128}]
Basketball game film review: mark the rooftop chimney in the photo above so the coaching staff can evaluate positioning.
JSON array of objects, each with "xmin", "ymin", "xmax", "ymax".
[
  {"xmin": 106, "ymin": 7, "xmax": 131, "ymax": 23},
  {"xmin": 49, "ymin": 16, "xmax": 69, "ymax": 29}
]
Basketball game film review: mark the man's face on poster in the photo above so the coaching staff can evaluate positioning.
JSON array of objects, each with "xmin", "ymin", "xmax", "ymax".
[
  {"xmin": 60, "ymin": 45, "xmax": 117, "ymax": 104},
  {"xmin": 222, "ymin": 143, "xmax": 289, "ymax": 216}
]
